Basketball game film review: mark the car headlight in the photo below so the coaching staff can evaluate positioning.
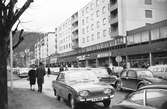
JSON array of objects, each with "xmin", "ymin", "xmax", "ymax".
[
  {"xmin": 79, "ymin": 90, "xmax": 89, "ymax": 97},
  {"xmin": 104, "ymin": 88, "xmax": 114, "ymax": 95}
]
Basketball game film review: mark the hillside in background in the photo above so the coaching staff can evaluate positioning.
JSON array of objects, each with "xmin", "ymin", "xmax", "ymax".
[{"xmin": 13, "ymin": 31, "xmax": 44, "ymax": 52}]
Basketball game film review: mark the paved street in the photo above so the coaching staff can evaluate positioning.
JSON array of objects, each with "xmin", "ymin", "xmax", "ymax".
[{"xmin": 8, "ymin": 75, "xmax": 129, "ymax": 109}]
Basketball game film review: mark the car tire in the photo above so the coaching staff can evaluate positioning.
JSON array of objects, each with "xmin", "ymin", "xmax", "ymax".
[
  {"xmin": 57, "ymin": 95, "xmax": 61, "ymax": 101},
  {"xmin": 69, "ymin": 95, "xmax": 77, "ymax": 109},
  {"xmin": 103, "ymin": 99, "xmax": 111, "ymax": 107},
  {"xmin": 115, "ymin": 81, "xmax": 122, "ymax": 91},
  {"xmin": 53, "ymin": 89, "xmax": 56, "ymax": 96}
]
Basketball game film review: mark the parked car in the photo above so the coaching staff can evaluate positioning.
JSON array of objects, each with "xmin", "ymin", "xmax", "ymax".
[
  {"xmin": 17, "ymin": 67, "xmax": 30, "ymax": 78},
  {"xmin": 148, "ymin": 65, "xmax": 167, "ymax": 80},
  {"xmin": 52, "ymin": 70, "xmax": 115, "ymax": 109},
  {"xmin": 88, "ymin": 68, "xmax": 119, "ymax": 86},
  {"xmin": 111, "ymin": 85, "xmax": 167, "ymax": 109},
  {"xmin": 115, "ymin": 68, "xmax": 167, "ymax": 91}
]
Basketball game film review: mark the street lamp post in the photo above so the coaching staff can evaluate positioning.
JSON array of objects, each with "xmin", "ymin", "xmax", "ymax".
[{"xmin": 10, "ymin": 31, "xmax": 13, "ymax": 90}]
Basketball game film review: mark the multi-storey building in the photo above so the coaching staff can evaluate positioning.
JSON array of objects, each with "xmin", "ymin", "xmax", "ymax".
[
  {"xmin": 54, "ymin": 0, "xmax": 167, "ymax": 67},
  {"xmin": 57, "ymin": 17, "xmax": 73, "ymax": 54}
]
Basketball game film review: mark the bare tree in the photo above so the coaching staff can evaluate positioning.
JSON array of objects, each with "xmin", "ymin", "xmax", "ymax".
[{"xmin": 0, "ymin": 0, "xmax": 34, "ymax": 109}]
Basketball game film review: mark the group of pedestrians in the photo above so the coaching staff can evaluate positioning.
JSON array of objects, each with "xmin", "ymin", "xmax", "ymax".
[{"xmin": 28, "ymin": 62, "xmax": 47, "ymax": 93}]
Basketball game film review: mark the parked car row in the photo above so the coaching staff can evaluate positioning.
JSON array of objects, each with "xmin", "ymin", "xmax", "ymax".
[{"xmin": 52, "ymin": 66, "xmax": 167, "ymax": 109}]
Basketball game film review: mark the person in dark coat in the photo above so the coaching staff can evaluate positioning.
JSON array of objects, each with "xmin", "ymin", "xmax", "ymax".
[
  {"xmin": 47, "ymin": 67, "xmax": 51, "ymax": 77},
  {"xmin": 28, "ymin": 66, "xmax": 36, "ymax": 91},
  {"xmin": 105, "ymin": 64, "xmax": 113, "ymax": 75},
  {"xmin": 36, "ymin": 62, "xmax": 46, "ymax": 93},
  {"xmin": 59, "ymin": 65, "xmax": 64, "ymax": 72}
]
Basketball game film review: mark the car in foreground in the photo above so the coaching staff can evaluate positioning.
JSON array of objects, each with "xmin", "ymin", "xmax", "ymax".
[
  {"xmin": 88, "ymin": 68, "xmax": 119, "ymax": 86},
  {"xmin": 148, "ymin": 65, "xmax": 167, "ymax": 80},
  {"xmin": 52, "ymin": 70, "xmax": 115, "ymax": 109},
  {"xmin": 112, "ymin": 85, "xmax": 167, "ymax": 109},
  {"xmin": 115, "ymin": 68, "xmax": 167, "ymax": 91}
]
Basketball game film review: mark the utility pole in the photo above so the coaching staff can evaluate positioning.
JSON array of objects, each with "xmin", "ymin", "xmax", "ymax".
[{"xmin": 10, "ymin": 31, "xmax": 13, "ymax": 90}]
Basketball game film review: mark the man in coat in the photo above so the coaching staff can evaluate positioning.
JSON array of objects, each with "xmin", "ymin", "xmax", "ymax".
[{"xmin": 36, "ymin": 62, "xmax": 46, "ymax": 93}]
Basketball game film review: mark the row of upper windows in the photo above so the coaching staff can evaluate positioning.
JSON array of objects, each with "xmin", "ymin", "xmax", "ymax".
[
  {"xmin": 59, "ymin": 43, "xmax": 72, "ymax": 51},
  {"xmin": 59, "ymin": 36, "xmax": 71, "ymax": 44},
  {"xmin": 127, "ymin": 26, "xmax": 167, "ymax": 45},
  {"xmin": 82, "ymin": 3, "xmax": 107, "ymax": 16},
  {"xmin": 82, "ymin": 29, "xmax": 108, "ymax": 43},
  {"xmin": 82, "ymin": 18, "xmax": 107, "ymax": 34}
]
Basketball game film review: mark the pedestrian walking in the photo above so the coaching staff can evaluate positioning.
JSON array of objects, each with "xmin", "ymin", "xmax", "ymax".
[
  {"xmin": 105, "ymin": 64, "xmax": 113, "ymax": 75},
  {"xmin": 36, "ymin": 62, "xmax": 46, "ymax": 93},
  {"xmin": 59, "ymin": 65, "xmax": 64, "ymax": 72},
  {"xmin": 47, "ymin": 67, "xmax": 51, "ymax": 77},
  {"xmin": 28, "ymin": 65, "xmax": 36, "ymax": 91}
]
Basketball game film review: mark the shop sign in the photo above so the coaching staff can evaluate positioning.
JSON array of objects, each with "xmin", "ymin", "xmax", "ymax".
[
  {"xmin": 115, "ymin": 56, "xmax": 122, "ymax": 63},
  {"xmin": 97, "ymin": 52, "xmax": 111, "ymax": 58}
]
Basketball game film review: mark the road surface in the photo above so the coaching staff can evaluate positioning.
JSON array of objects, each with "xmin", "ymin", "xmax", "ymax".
[{"xmin": 8, "ymin": 75, "xmax": 129, "ymax": 109}]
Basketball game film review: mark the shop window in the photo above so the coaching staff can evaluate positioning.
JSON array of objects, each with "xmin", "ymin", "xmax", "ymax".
[
  {"xmin": 134, "ymin": 33, "xmax": 141, "ymax": 43},
  {"xmin": 127, "ymin": 35, "xmax": 134, "ymax": 45}
]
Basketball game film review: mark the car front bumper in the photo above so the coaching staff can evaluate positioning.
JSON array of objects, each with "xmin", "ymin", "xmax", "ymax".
[{"xmin": 77, "ymin": 95, "xmax": 114, "ymax": 102}]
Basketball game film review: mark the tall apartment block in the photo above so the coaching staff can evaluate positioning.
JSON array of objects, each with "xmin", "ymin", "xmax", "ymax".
[{"xmin": 78, "ymin": 0, "xmax": 167, "ymax": 48}]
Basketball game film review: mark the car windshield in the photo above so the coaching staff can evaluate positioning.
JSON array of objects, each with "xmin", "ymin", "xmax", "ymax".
[
  {"xmin": 137, "ymin": 70, "xmax": 153, "ymax": 78},
  {"xmin": 91, "ymin": 68, "xmax": 109, "ymax": 78},
  {"xmin": 66, "ymin": 70, "xmax": 99, "ymax": 84}
]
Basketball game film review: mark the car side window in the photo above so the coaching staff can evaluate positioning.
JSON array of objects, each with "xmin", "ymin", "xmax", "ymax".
[
  {"xmin": 120, "ymin": 70, "xmax": 127, "ymax": 77},
  {"xmin": 127, "ymin": 70, "xmax": 137, "ymax": 78},
  {"xmin": 57, "ymin": 73, "xmax": 65, "ymax": 82},
  {"xmin": 129, "ymin": 90, "xmax": 144, "ymax": 105},
  {"xmin": 146, "ymin": 89, "xmax": 167, "ymax": 109}
]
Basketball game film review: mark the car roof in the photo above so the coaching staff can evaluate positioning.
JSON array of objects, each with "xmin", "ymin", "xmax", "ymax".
[
  {"xmin": 61, "ymin": 69, "xmax": 93, "ymax": 74},
  {"xmin": 139, "ymin": 84, "xmax": 167, "ymax": 90}
]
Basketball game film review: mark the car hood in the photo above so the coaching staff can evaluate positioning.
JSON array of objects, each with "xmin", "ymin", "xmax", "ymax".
[
  {"xmin": 68, "ymin": 82, "xmax": 114, "ymax": 92},
  {"xmin": 144, "ymin": 77, "xmax": 167, "ymax": 83},
  {"xmin": 112, "ymin": 100, "xmax": 155, "ymax": 109}
]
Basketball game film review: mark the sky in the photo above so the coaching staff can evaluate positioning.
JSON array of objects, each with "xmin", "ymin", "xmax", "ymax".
[{"xmin": 17, "ymin": 0, "xmax": 91, "ymax": 32}]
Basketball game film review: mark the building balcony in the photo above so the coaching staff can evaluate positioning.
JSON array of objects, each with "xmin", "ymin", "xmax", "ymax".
[
  {"xmin": 72, "ymin": 26, "xmax": 78, "ymax": 33},
  {"xmin": 72, "ymin": 18, "xmax": 78, "ymax": 24},
  {"xmin": 110, "ymin": 16, "xmax": 118, "ymax": 25},
  {"xmin": 110, "ymin": 30, "xmax": 119, "ymax": 38},
  {"xmin": 72, "ymin": 34, "xmax": 78, "ymax": 41},
  {"xmin": 110, "ymin": 3, "xmax": 117, "ymax": 11}
]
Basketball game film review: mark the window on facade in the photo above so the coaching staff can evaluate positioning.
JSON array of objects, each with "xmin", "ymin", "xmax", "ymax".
[
  {"xmin": 82, "ymin": 10, "xmax": 84, "ymax": 16},
  {"xmin": 82, "ymin": 19, "xmax": 85, "ymax": 25},
  {"xmin": 102, "ymin": 6, "xmax": 106, "ymax": 14},
  {"xmin": 145, "ymin": 0, "xmax": 152, "ymax": 5},
  {"xmin": 96, "ymin": 10, "xmax": 100, "ymax": 17},
  {"xmin": 127, "ymin": 35, "xmax": 134, "ymax": 45},
  {"xmin": 141, "ymin": 31, "xmax": 149, "ymax": 42},
  {"xmin": 97, "ymin": 32, "xmax": 100, "ymax": 39},
  {"xmin": 96, "ymin": 0, "xmax": 100, "ymax": 7},
  {"xmin": 90, "ymin": 3, "xmax": 94, "ymax": 10},
  {"xmin": 87, "ymin": 36, "xmax": 90, "ymax": 42},
  {"xmin": 86, "ymin": 26, "xmax": 89, "ymax": 33},
  {"xmin": 91, "ymin": 34, "xmax": 94, "ymax": 41},
  {"xmin": 82, "ymin": 37, "xmax": 85, "ymax": 43},
  {"xmin": 97, "ymin": 21, "xmax": 100, "ymax": 28},
  {"xmin": 91, "ymin": 13, "xmax": 94, "ymax": 21},
  {"xmin": 134, "ymin": 33, "xmax": 141, "ymax": 43},
  {"xmin": 103, "ymin": 30, "xmax": 107, "ymax": 37},
  {"xmin": 91, "ymin": 24, "xmax": 94, "ymax": 31},
  {"xmin": 103, "ymin": 18, "xmax": 107, "ymax": 25},
  {"xmin": 151, "ymin": 29, "xmax": 159, "ymax": 40},
  {"xmin": 86, "ymin": 17, "xmax": 89, "ymax": 23},
  {"xmin": 145, "ymin": 10, "xmax": 152, "ymax": 18},
  {"xmin": 160, "ymin": 26, "xmax": 167, "ymax": 39},
  {"xmin": 82, "ymin": 28, "xmax": 85, "ymax": 34},
  {"xmin": 86, "ymin": 6, "xmax": 89, "ymax": 13}
]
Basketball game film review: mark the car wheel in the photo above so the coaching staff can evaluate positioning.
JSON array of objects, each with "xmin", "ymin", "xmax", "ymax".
[
  {"xmin": 53, "ymin": 89, "xmax": 56, "ymax": 96},
  {"xmin": 69, "ymin": 95, "xmax": 77, "ymax": 109},
  {"xmin": 57, "ymin": 95, "xmax": 61, "ymax": 101},
  {"xmin": 115, "ymin": 81, "xmax": 122, "ymax": 91},
  {"xmin": 103, "ymin": 99, "xmax": 111, "ymax": 107}
]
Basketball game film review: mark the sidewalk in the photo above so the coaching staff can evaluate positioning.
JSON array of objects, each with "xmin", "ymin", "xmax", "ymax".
[{"xmin": 8, "ymin": 88, "xmax": 69, "ymax": 109}]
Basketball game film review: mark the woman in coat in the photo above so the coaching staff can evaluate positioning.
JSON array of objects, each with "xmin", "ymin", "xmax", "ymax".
[{"xmin": 28, "ymin": 66, "xmax": 36, "ymax": 90}]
